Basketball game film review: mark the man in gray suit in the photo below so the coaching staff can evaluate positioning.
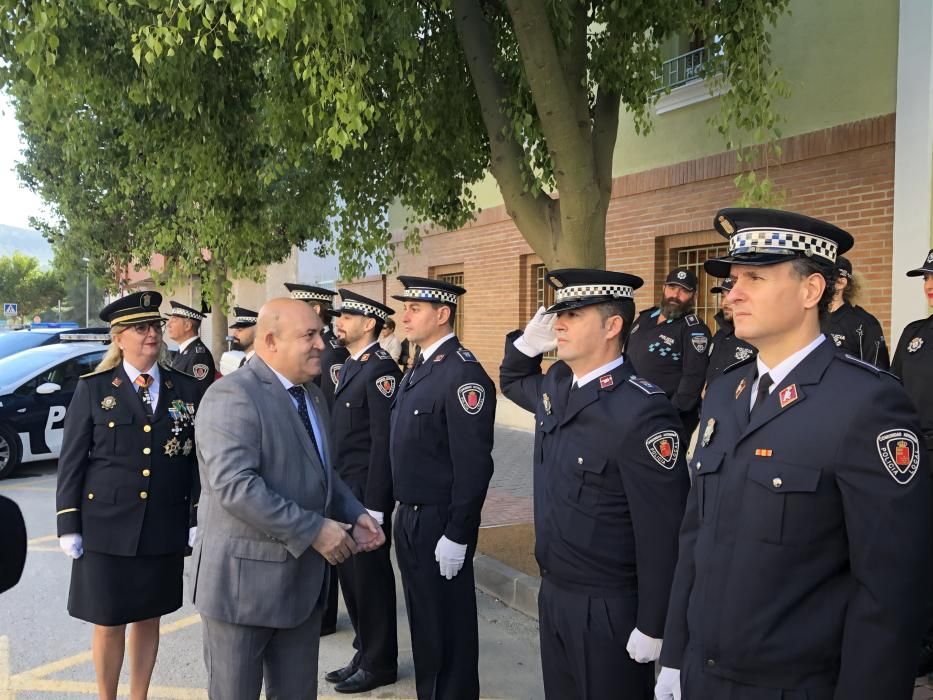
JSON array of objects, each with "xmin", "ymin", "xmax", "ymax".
[{"xmin": 191, "ymin": 298, "xmax": 385, "ymax": 699}]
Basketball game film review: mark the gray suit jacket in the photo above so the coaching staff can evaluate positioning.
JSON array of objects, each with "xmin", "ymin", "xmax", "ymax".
[{"xmin": 190, "ymin": 356, "xmax": 365, "ymax": 628}]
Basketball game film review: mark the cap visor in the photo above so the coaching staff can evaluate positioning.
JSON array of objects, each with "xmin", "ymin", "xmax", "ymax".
[
  {"xmin": 906, "ymin": 268, "xmax": 933, "ymax": 277},
  {"xmin": 665, "ymin": 281, "xmax": 695, "ymax": 291},
  {"xmin": 544, "ymin": 297, "xmax": 614, "ymax": 314},
  {"xmin": 704, "ymin": 252, "xmax": 802, "ymax": 278}
]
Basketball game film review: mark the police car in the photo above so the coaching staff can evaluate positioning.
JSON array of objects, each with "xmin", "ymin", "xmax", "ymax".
[{"xmin": 0, "ymin": 334, "xmax": 110, "ymax": 479}]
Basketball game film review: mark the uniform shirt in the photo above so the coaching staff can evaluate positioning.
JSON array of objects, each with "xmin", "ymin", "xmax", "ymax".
[
  {"xmin": 500, "ymin": 337, "xmax": 689, "ymax": 635},
  {"xmin": 625, "ymin": 308, "xmax": 712, "ymax": 414},
  {"xmin": 661, "ymin": 340, "xmax": 931, "ymax": 697},
  {"xmin": 892, "ymin": 314, "xmax": 933, "ymax": 439},
  {"xmin": 389, "ymin": 335, "xmax": 495, "ymax": 545},
  {"xmin": 706, "ymin": 311, "xmax": 757, "ymax": 383},
  {"xmin": 822, "ymin": 302, "xmax": 889, "ymax": 369},
  {"xmin": 332, "ymin": 341, "xmax": 402, "ymax": 511},
  {"xmin": 315, "ymin": 325, "xmax": 350, "ymax": 410},
  {"xmin": 170, "ymin": 335, "xmax": 216, "ymax": 386},
  {"xmin": 747, "ymin": 334, "xmax": 824, "ymax": 411},
  {"xmin": 122, "ymin": 360, "xmax": 160, "ymax": 411}
]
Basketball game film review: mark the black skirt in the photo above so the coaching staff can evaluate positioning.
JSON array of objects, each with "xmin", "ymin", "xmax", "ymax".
[{"xmin": 68, "ymin": 550, "xmax": 184, "ymax": 626}]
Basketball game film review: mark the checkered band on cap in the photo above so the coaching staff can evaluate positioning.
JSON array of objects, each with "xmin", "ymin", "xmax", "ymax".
[
  {"xmin": 289, "ymin": 290, "xmax": 334, "ymax": 303},
  {"xmin": 729, "ymin": 228, "xmax": 838, "ymax": 264},
  {"xmin": 340, "ymin": 299, "xmax": 389, "ymax": 321},
  {"xmin": 235, "ymin": 314, "xmax": 257, "ymax": 324},
  {"xmin": 401, "ymin": 287, "xmax": 459, "ymax": 305},
  {"xmin": 555, "ymin": 284, "xmax": 634, "ymax": 303},
  {"xmin": 171, "ymin": 307, "xmax": 204, "ymax": 320}
]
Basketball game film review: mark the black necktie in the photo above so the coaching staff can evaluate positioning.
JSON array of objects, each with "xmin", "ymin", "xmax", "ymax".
[
  {"xmin": 135, "ymin": 373, "xmax": 154, "ymax": 418},
  {"xmin": 750, "ymin": 372, "xmax": 773, "ymax": 416},
  {"xmin": 287, "ymin": 385, "xmax": 321, "ymax": 459},
  {"xmin": 408, "ymin": 352, "xmax": 424, "ymax": 384}
]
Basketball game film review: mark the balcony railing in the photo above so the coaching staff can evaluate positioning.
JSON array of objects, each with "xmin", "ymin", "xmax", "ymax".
[{"xmin": 656, "ymin": 46, "xmax": 708, "ymax": 92}]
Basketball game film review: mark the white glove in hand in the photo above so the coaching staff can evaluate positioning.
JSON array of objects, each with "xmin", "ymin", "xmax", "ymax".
[
  {"xmin": 434, "ymin": 535, "xmax": 468, "ymax": 580},
  {"xmin": 626, "ymin": 627, "xmax": 663, "ymax": 663},
  {"xmin": 188, "ymin": 527, "xmax": 197, "ymax": 548},
  {"xmin": 513, "ymin": 306, "xmax": 557, "ymax": 357},
  {"xmin": 654, "ymin": 666, "xmax": 681, "ymax": 700},
  {"xmin": 59, "ymin": 533, "xmax": 83, "ymax": 559},
  {"xmin": 365, "ymin": 509, "xmax": 385, "ymax": 526}
]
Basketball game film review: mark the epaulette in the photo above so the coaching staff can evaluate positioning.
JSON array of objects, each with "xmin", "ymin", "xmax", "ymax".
[
  {"xmin": 329, "ymin": 338, "xmax": 341, "ymax": 349},
  {"xmin": 638, "ymin": 306, "xmax": 657, "ymax": 315},
  {"xmin": 374, "ymin": 349, "xmax": 392, "ymax": 361},
  {"xmin": 723, "ymin": 354, "xmax": 756, "ymax": 373},
  {"xmin": 628, "ymin": 376, "xmax": 665, "ymax": 395},
  {"xmin": 457, "ymin": 348, "xmax": 479, "ymax": 363},
  {"xmin": 194, "ymin": 343, "xmax": 206, "ymax": 354},
  {"xmin": 80, "ymin": 368, "xmax": 109, "ymax": 379},
  {"xmin": 685, "ymin": 314, "xmax": 699, "ymax": 327},
  {"xmin": 841, "ymin": 353, "xmax": 884, "ymax": 376}
]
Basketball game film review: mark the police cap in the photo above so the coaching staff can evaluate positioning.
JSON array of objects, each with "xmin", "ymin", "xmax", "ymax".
[
  {"xmin": 665, "ymin": 267, "xmax": 698, "ymax": 291},
  {"xmin": 335, "ymin": 289, "xmax": 394, "ymax": 321},
  {"xmin": 906, "ymin": 249, "xmax": 933, "ymax": 277},
  {"xmin": 284, "ymin": 283, "xmax": 338, "ymax": 305},
  {"xmin": 543, "ymin": 268, "xmax": 643, "ymax": 314},
  {"xmin": 229, "ymin": 306, "xmax": 258, "ymax": 329},
  {"xmin": 711, "ymin": 277, "xmax": 734, "ymax": 294},
  {"xmin": 99, "ymin": 291, "xmax": 163, "ymax": 327},
  {"xmin": 391, "ymin": 276, "xmax": 466, "ymax": 306},
  {"xmin": 168, "ymin": 301, "xmax": 208, "ymax": 321}
]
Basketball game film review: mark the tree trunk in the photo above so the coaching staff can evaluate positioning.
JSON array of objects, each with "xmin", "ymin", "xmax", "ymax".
[{"xmin": 209, "ymin": 262, "xmax": 228, "ymax": 361}]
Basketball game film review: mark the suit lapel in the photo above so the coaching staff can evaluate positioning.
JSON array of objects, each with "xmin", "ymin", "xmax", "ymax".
[
  {"xmin": 559, "ymin": 361, "xmax": 631, "ymax": 427},
  {"xmin": 153, "ymin": 366, "xmax": 175, "ymax": 422},
  {"xmin": 732, "ymin": 363, "xmax": 758, "ymax": 433},
  {"xmin": 404, "ymin": 337, "xmax": 459, "ymax": 390}
]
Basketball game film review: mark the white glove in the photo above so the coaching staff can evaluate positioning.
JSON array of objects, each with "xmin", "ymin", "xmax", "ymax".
[
  {"xmin": 513, "ymin": 306, "xmax": 557, "ymax": 357},
  {"xmin": 626, "ymin": 627, "xmax": 663, "ymax": 663},
  {"xmin": 188, "ymin": 527, "xmax": 197, "ymax": 547},
  {"xmin": 654, "ymin": 666, "xmax": 681, "ymax": 700},
  {"xmin": 59, "ymin": 533, "xmax": 83, "ymax": 559},
  {"xmin": 365, "ymin": 509, "xmax": 385, "ymax": 526},
  {"xmin": 434, "ymin": 535, "xmax": 468, "ymax": 580}
]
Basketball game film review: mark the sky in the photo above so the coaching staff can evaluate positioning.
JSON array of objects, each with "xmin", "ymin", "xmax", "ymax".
[{"xmin": 0, "ymin": 91, "xmax": 51, "ymax": 230}]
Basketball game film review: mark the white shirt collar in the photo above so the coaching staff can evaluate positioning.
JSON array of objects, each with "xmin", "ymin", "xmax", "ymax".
[
  {"xmin": 351, "ymin": 341, "xmax": 380, "ymax": 361},
  {"xmin": 754, "ymin": 334, "xmax": 825, "ymax": 393},
  {"xmin": 122, "ymin": 360, "xmax": 160, "ymax": 386},
  {"xmin": 177, "ymin": 336, "xmax": 198, "ymax": 352},
  {"xmin": 420, "ymin": 333, "xmax": 456, "ymax": 361},
  {"xmin": 573, "ymin": 355, "xmax": 626, "ymax": 388},
  {"xmin": 268, "ymin": 364, "xmax": 300, "ymax": 392}
]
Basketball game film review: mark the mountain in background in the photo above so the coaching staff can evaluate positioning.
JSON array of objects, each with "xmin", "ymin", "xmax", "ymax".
[{"xmin": 0, "ymin": 224, "xmax": 52, "ymax": 266}]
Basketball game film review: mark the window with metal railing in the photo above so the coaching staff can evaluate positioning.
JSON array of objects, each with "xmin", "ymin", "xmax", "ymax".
[
  {"xmin": 675, "ymin": 244, "xmax": 728, "ymax": 329},
  {"xmin": 657, "ymin": 46, "xmax": 709, "ymax": 92},
  {"xmin": 533, "ymin": 264, "xmax": 558, "ymax": 360},
  {"xmin": 435, "ymin": 271, "xmax": 465, "ymax": 339}
]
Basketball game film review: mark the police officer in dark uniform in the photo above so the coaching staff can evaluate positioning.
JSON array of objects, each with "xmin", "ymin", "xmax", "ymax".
[
  {"xmin": 891, "ymin": 248, "xmax": 933, "ymax": 676},
  {"xmin": 499, "ymin": 269, "xmax": 690, "ymax": 700},
  {"xmin": 625, "ymin": 268, "xmax": 712, "ymax": 434},
  {"xmin": 0, "ymin": 494, "xmax": 26, "ymax": 594},
  {"xmin": 390, "ymin": 276, "xmax": 495, "ymax": 700},
  {"xmin": 165, "ymin": 301, "xmax": 216, "ymax": 387},
  {"xmin": 706, "ymin": 277, "xmax": 756, "ymax": 382},
  {"xmin": 822, "ymin": 255, "xmax": 889, "ymax": 369},
  {"xmin": 56, "ymin": 291, "xmax": 201, "ymax": 699},
  {"xmin": 324, "ymin": 289, "xmax": 401, "ymax": 693},
  {"xmin": 229, "ymin": 305, "xmax": 258, "ymax": 367},
  {"xmin": 284, "ymin": 282, "xmax": 348, "ymax": 635},
  {"xmin": 655, "ymin": 209, "xmax": 931, "ymax": 700}
]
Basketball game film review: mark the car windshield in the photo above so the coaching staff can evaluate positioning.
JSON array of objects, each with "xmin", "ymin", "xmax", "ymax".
[
  {"xmin": 0, "ymin": 348, "xmax": 77, "ymax": 388},
  {"xmin": 0, "ymin": 332, "xmax": 54, "ymax": 359}
]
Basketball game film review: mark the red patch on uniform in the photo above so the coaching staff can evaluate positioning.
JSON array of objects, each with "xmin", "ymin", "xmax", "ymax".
[
  {"xmin": 457, "ymin": 383, "xmax": 485, "ymax": 414},
  {"xmin": 895, "ymin": 440, "xmax": 911, "ymax": 466},
  {"xmin": 779, "ymin": 384, "xmax": 798, "ymax": 408},
  {"xmin": 659, "ymin": 440, "xmax": 672, "ymax": 458},
  {"xmin": 599, "ymin": 374, "xmax": 613, "ymax": 389}
]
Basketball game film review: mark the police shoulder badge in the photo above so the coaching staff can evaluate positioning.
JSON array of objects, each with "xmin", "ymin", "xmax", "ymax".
[
  {"xmin": 376, "ymin": 375, "xmax": 396, "ymax": 398},
  {"xmin": 329, "ymin": 363, "xmax": 343, "ymax": 386},
  {"xmin": 691, "ymin": 333, "xmax": 708, "ymax": 353},
  {"xmin": 877, "ymin": 429, "xmax": 920, "ymax": 485},
  {"xmin": 457, "ymin": 348, "xmax": 478, "ymax": 362},
  {"xmin": 735, "ymin": 347, "xmax": 754, "ymax": 362},
  {"xmin": 646, "ymin": 430, "xmax": 680, "ymax": 470},
  {"xmin": 457, "ymin": 383, "xmax": 485, "ymax": 414},
  {"xmin": 685, "ymin": 314, "xmax": 699, "ymax": 327},
  {"xmin": 908, "ymin": 337, "xmax": 924, "ymax": 353},
  {"xmin": 100, "ymin": 396, "xmax": 117, "ymax": 410},
  {"xmin": 193, "ymin": 363, "xmax": 210, "ymax": 380}
]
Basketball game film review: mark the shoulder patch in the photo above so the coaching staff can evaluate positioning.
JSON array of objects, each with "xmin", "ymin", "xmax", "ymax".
[
  {"xmin": 685, "ymin": 314, "xmax": 699, "ymax": 327},
  {"xmin": 375, "ymin": 375, "xmax": 396, "ymax": 398},
  {"xmin": 646, "ymin": 430, "xmax": 680, "ymax": 470},
  {"xmin": 877, "ymin": 429, "xmax": 920, "ymax": 485},
  {"xmin": 457, "ymin": 348, "xmax": 479, "ymax": 362},
  {"xmin": 192, "ymin": 363, "xmax": 210, "ymax": 380},
  {"xmin": 723, "ymin": 354, "xmax": 756, "ymax": 373},
  {"xmin": 194, "ymin": 343, "xmax": 206, "ymax": 354},
  {"xmin": 375, "ymin": 349, "xmax": 391, "ymax": 360},
  {"xmin": 628, "ymin": 376, "xmax": 664, "ymax": 395},
  {"xmin": 457, "ymin": 383, "xmax": 486, "ymax": 414}
]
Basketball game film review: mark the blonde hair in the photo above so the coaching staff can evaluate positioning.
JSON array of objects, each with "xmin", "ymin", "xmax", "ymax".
[{"xmin": 94, "ymin": 326, "xmax": 171, "ymax": 372}]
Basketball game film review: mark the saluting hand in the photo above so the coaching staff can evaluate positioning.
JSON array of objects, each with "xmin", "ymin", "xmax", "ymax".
[
  {"xmin": 311, "ymin": 519, "xmax": 358, "ymax": 565},
  {"xmin": 514, "ymin": 306, "xmax": 558, "ymax": 357},
  {"xmin": 353, "ymin": 513, "xmax": 386, "ymax": 552}
]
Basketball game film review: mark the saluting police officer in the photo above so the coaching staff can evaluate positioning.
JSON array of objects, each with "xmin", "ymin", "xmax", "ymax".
[
  {"xmin": 655, "ymin": 209, "xmax": 932, "ymax": 700},
  {"xmin": 706, "ymin": 278, "xmax": 756, "ymax": 383},
  {"xmin": 56, "ymin": 291, "xmax": 201, "ymax": 700},
  {"xmin": 324, "ymin": 290, "xmax": 401, "ymax": 694},
  {"xmin": 390, "ymin": 276, "xmax": 495, "ymax": 700},
  {"xmin": 285, "ymin": 282, "xmax": 348, "ymax": 635},
  {"xmin": 822, "ymin": 255, "xmax": 889, "ymax": 369},
  {"xmin": 500, "ymin": 270, "xmax": 690, "ymax": 700},
  {"xmin": 624, "ymin": 268, "xmax": 712, "ymax": 434},
  {"xmin": 166, "ymin": 301, "xmax": 216, "ymax": 388}
]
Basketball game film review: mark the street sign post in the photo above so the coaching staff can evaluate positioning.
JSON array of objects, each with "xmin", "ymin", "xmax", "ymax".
[{"xmin": 3, "ymin": 303, "xmax": 17, "ymax": 317}]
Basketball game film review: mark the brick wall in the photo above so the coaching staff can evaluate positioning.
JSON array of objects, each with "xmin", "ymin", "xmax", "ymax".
[{"xmin": 343, "ymin": 114, "xmax": 896, "ymax": 384}]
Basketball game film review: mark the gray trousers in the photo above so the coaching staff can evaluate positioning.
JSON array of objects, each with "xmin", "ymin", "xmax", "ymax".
[{"xmin": 201, "ymin": 606, "xmax": 322, "ymax": 700}]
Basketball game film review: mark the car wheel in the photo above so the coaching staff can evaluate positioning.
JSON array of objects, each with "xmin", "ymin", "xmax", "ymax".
[{"xmin": 0, "ymin": 425, "xmax": 21, "ymax": 480}]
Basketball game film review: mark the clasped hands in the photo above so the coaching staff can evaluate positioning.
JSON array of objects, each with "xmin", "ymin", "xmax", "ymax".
[{"xmin": 312, "ymin": 512, "xmax": 385, "ymax": 565}]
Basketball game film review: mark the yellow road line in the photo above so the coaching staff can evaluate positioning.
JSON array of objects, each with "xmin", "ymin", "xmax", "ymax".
[
  {"xmin": 9, "ymin": 678, "xmax": 209, "ymax": 698},
  {"xmin": 0, "ymin": 636, "xmax": 11, "ymax": 700},
  {"xmin": 0, "ymin": 484, "xmax": 56, "ymax": 493},
  {"xmin": 27, "ymin": 535, "xmax": 57, "ymax": 545}
]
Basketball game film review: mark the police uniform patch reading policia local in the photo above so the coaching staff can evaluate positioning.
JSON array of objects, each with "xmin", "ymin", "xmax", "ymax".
[
  {"xmin": 330, "ymin": 363, "xmax": 343, "ymax": 388},
  {"xmin": 691, "ymin": 334, "xmax": 708, "ymax": 353},
  {"xmin": 192, "ymin": 364, "xmax": 209, "ymax": 380},
  {"xmin": 877, "ymin": 429, "xmax": 921, "ymax": 485},
  {"xmin": 376, "ymin": 375, "xmax": 396, "ymax": 398},
  {"xmin": 645, "ymin": 430, "xmax": 680, "ymax": 469},
  {"xmin": 457, "ymin": 383, "xmax": 485, "ymax": 414}
]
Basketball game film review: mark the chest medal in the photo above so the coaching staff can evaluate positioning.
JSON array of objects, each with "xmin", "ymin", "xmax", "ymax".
[{"xmin": 908, "ymin": 337, "xmax": 924, "ymax": 353}]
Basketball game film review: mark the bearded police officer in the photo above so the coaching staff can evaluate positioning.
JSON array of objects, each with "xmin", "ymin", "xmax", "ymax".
[
  {"xmin": 166, "ymin": 301, "xmax": 216, "ymax": 388},
  {"xmin": 624, "ymin": 268, "xmax": 712, "ymax": 434},
  {"xmin": 324, "ymin": 290, "xmax": 401, "ymax": 694},
  {"xmin": 822, "ymin": 256, "xmax": 889, "ymax": 369},
  {"xmin": 655, "ymin": 208, "xmax": 931, "ymax": 700},
  {"xmin": 706, "ymin": 278, "xmax": 756, "ymax": 382},
  {"xmin": 284, "ymin": 282, "xmax": 348, "ymax": 635},
  {"xmin": 500, "ymin": 269, "xmax": 690, "ymax": 700},
  {"xmin": 230, "ymin": 306, "xmax": 258, "ymax": 367},
  {"xmin": 390, "ymin": 276, "xmax": 495, "ymax": 700}
]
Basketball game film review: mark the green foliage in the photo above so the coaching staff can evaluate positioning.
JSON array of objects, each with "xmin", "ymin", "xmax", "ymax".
[{"xmin": 0, "ymin": 252, "xmax": 65, "ymax": 322}]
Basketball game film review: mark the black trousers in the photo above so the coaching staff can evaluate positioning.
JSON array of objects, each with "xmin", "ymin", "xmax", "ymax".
[
  {"xmin": 538, "ymin": 578, "xmax": 652, "ymax": 700},
  {"xmin": 394, "ymin": 503, "xmax": 479, "ymax": 700},
  {"xmin": 681, "ymin": 653, "xmax": 834, "ymax": 700},
  {"xmin": 322, "ymin": 565, "xmax": 339, "ymax": 631},
  {"xmin": 335, "ymin": 490, "xmax": 397, "ymax": 675}
]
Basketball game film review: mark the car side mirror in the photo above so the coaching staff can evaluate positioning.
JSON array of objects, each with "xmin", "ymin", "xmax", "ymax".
[{"xmin": 36, "ymin": 382, "xmax": 61, "ymax": 395}]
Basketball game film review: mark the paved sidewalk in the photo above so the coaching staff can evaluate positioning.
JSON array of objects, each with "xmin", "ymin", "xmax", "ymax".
[{"xmin": 482, "ymin": 426, "xmax": 534, "ymax": 527}]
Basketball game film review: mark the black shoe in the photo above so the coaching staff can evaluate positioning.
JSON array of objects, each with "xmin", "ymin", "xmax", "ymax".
[
  {"xmin": 320, "ymin": 625, "xmax": 337, "ymax": 637},
  {"xmin": 334, "ymin": 668, "xmax": 398, "ymax": 694},
  {"xmin": 324, "ymin": 662, "xmax": 357, "ymax": 684}
]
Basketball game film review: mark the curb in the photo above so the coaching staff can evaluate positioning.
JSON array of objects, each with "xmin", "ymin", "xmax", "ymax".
[{"xmin": 473, "ymin": 554, "xmax": 540, "ymax": 621}]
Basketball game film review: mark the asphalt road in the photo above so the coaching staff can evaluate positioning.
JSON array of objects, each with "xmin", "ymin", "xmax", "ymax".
[{"xmin": 0, "ymin": 461, "xmax": 544, "ymax": 699}]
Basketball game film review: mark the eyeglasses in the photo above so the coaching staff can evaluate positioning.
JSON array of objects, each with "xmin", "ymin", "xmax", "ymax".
[{"xmin": 128, "ymin": 320, "xmax": 165, "ymax": 335}]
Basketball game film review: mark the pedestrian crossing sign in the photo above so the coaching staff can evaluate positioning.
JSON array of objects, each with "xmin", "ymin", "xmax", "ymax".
[{"xmin": 3, "ymin": 303, "xmax": 16, "ymax": 316}]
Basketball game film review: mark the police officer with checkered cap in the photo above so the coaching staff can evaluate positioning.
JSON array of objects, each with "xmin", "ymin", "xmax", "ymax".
[
  {"xmin": 389, "ymin": 276, "xmax": 495, "ymax": 700},
  {"xmin": 323, "ymin": 289, "xmax": 401, "ymax": 693},
  {"xmin": 624, "ymin": 266, "xmax": 712, "ymax": 435},
  {"xmin": 229, "ymin": 306, "xmax": 258, "ymax": 368},
  {"xmin": 821, "ymin": 255, "xmax": 889, "ymax": 369},
  {"xmin": 706, "ymin": 277, "xmax": 757, "ymax": 382},
  {"xmin": 166, "ymin": 301, "xmax": 216, "ymax": 389},
  {"xmin": 500, "ymin": 269, "xmax": 689, "ymax": 700},
  {"xmin": 656, "ymin": 209, "xmax": 931, "ymax": 700}
]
